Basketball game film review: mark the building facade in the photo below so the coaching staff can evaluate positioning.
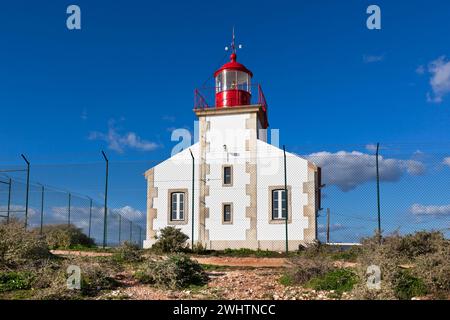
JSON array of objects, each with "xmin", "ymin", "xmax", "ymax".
[{"xmin": 144, "ymin": 47, "xmax": 321, "ymax": 251}]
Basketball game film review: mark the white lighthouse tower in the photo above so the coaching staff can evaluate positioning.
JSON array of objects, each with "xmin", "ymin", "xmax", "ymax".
[{"xmin": 144, "ymin": 34, "xmax": 320, "ymax": 251}]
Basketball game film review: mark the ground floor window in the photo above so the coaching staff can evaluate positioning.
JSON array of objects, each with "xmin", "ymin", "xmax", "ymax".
[
  {"xmin": 272, "ymin": 189, "xmax": 287, "ymax": 220},
  {"xmin": 170, "ymin": 192, "xmax": 185, "ymax": 221}
]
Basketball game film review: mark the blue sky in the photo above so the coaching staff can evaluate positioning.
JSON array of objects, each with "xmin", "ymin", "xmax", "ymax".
[{"xmin": 0, "ymin": 0, "xmax": 449, "ymax": 242}]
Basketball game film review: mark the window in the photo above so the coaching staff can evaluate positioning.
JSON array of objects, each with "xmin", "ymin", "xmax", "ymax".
[
  {"xmin": 170, "ymin": 192, "xmax": 185, "ymax": 221},
  {"xmin": 272, "ymin": 189, "xmax": 287, "ymax": 220},
  {"xmin": 222, "ymin": 203, "xmax": 233, "ymax": 224},
  {"xmin": 223, "ymin": 165, "xmax": 233, "ymax": 186}
]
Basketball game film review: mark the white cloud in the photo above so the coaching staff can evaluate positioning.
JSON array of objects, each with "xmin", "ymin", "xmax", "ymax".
[
  {"xmin": 365, "ymin": 144, "xmax": 378, "ymax": 152},
  {"xmin": 89, "ymin": 119, "xmax": 158, "ymax": 153},
  {"xmin": 426, "ymin": 56, "xmax": 450, "ymax": 103},
  {"xmin": 443, "ymin": 157, "xmax": 450, "ymax": 167},
  {"xmin": 111, "ymin": 206, "xmax": 144, "ymax": 221},
  {"xmin": 363, "ymin": 54, "xmax": 384, "ymax": 63},
  {"xmin": 410, "ymin": 203, "xmax": 450, "ymax": 216},
  {"xmin": 306, "ymin": 151, "xmax": 425, "ymax": 191},
  {"xmin": 416, "ymin": 65, "xmax": 425, "ymax": 75}
]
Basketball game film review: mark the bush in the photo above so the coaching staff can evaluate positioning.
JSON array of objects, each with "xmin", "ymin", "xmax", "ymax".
[
  {"xmin": 307, "ymin": 268, "xmax": 358, "ymax": 295},
  {"xmin": 284, "ymin": 256, "xmax": 333, "ymax": 285},
  {"xmin": 0, "ymin": 271, "xmax": 34, "ymax": 292},
  {"xmin": 393, "ymin": 270, "xmax": 427, "ymax": 300},
  {"xmin": 351, "ymin": 231, "xmax": 450, "ymax": 300},
  {"xmin": 112, "ymin": 241, "xmax": 142, "ymax": 264},
  {"xmin": 152, "ymin": 226, "xmax": 189, "ymax": 253},
  {"xmin": 0, "ymin": 220, "xmax": 53, "ymax": 269},
  {"xmin": 135, "ymin": 254, "xmax": 207, "ymax": 289},
  {"xmin": 39, "ymin": 224, "xmax": 96, "ymax": 249},
  {"xmin": 34, "ymin": 257, "xmax": 119, "ymax": 299}
]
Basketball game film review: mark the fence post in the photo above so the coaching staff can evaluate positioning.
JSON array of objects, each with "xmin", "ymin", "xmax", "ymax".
[
  {"xmin": 129, "ymin": 220, "xmax": 132, "ymax": 242},
  {"xmin": 376, "ymin": 142, "xmax": 382, "ymax": 244},
  {"xmin": 21, "ymin": 154, "xmax": 30, "ymax": 229},
  {"xmin": 189, "ymin": 149, "xmax": 195, "ymax": 249},
  {"xmin": 283, "ymin": 145, "xmax": 288, "ymax": 254},
  {"xmin": 40, "ymin": 185, "xmax": 45, "ymax": 235},
  {"xmin": 118, "ymin": 214, "xmax": 122, "ymax": 245},
  {"xmin": 68, "ymin": 193, "xmax": 72, "ymax": 226},
  {"xmin": 88, "ymin": 198, "xmax": 93, "ymax": 238},
  {"xmin": 6, "ymin": 178, "xmax": 12, "ymax": 224},
  {"xmin": 326, "ymin": 208, "xmax": 330, "ymax": 244},
  {"xmin": 139, "ymin": 226, "xmax": 142, "ymax": 248},
  {"xmin": 102, "ymin": 151, "xmax": 109, "ymax": 248}
]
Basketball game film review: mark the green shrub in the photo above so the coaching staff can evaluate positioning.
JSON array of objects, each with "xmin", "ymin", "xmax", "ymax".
[
  {"xmin": 152, "ymin": 226, "xmax": 189, "ymax": 253},
  {"xmin": 39, "ymin": 224, "xmax": 95, "ymax": 249},
  {"xmin": 0, "ymin": 271, "xmax": 34, "ymax": 292},
  {"xmin": 352, "ymin": 231, "xmax": 450, "ymax": 300},
  {"xmin": 393, "ymin": 270, "xmax": 427, "ymax": 300},
  {"xmin": 135, "ymin": 254, "xmax": 207, "ymax": 289},
  {"xmin": 307, "ymin": 268, "xmax": 358, "ymax": 294},
  {"xmin": 0, "ymin": 219, "xmax": 53, "ymax": 269},
  {"xmin": 285, "ymin": 256, "xmax": 333, "ymax": 285},
  {"xmin": 112, "ymin": 241, "xmax": 142, "ymax": 264}
]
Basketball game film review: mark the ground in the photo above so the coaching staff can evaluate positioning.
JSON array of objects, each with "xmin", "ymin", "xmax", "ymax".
[{"xmin": 51, "ymin": 250, "xmax": 353, "ymax": 300}]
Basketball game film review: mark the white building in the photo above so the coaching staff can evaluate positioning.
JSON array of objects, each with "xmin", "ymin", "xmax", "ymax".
[{"xmin": 144, "ymin": 45, "xmax": 321, "ymax": 251}]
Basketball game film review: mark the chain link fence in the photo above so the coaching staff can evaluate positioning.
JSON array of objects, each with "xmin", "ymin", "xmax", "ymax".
[
  {"xmin": 1, "ymin": 144, "xmax": 449, "ymax": 248},
  {"xmin": 0, "ymin": 173, "xmax": 144, "ymax": 248}
]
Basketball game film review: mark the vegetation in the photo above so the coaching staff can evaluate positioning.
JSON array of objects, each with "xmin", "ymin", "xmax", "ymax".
[
  {"xmin": 152, "ymin": 226, "xmax": 189, "ymax": 253},
  {"xmin": 38, "ymin": 224, "xmax": 96, "ymax": 249},
  {"xmin": 135, "ymin": 254, "xmax": 208, "ymax": 289},
  {"xmin": 307, "ymin": 268, "xmax": 358, "ymax": 295},
  {"xmin": 112, "ymin": 241, "xmax": 142, "ymax": 264},
  {"xmin": 352, "ymin": 231, "xmax": 450, "ymax": 299}
]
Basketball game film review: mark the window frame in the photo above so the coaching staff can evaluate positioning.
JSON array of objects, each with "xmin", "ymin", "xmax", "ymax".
[
  {"xmin": 222, "ymin": 202, "xmax": 233, "ymax": 224},
  {"xmin": 268, "ymin": 185, "xmax": 292, "ymax": 224},
  {"xmin": 167, "ymin": 189, "xmax": 189, "ymax": 225},
  {"xmin": 222, "ymin": 164, "xmax": 233, "ymax": 187}
]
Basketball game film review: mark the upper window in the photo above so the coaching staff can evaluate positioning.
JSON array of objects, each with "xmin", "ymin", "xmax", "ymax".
[
  {"xmin": 215, "ymin": 70, "xmax": 250, "ymax": 93},
  {"xmin": 223, "ymin": 165, "xmax": 233, "ymax": 186},
  {"xmin": 272, "ymin": 189, "xmax": 287, "ymax": 220},
  {"xmin": 170, "ymin": 192, "xmax": 185, "ymax": 221}
]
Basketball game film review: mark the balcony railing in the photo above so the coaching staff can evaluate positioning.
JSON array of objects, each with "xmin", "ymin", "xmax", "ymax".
[{"xmin": 194, "ymin": 84, "xmax": 268, "ymax": 112}]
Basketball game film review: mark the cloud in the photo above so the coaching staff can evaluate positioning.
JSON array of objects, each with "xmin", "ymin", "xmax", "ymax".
[
  {"xmin": 410, "ymin": 203, "xmax": 450, "ymax": 216},
  {"xmin": 111, "ymin": 206, "xmax": 144, "ymax": 221},
  {"xmin": 89, "ymin": 119, "xmax": 158, "ymax": 153},
  {"xmin": 306, "ymin": 151, "xmax": 425, "ymax": 191},
  {"xmin": 416, "ymin": 65, "xmax": 425, "ymax": 75},
  {"xmin": 443, "ymin": 157, "xmax": 450, "ymax": 167},
  {"xmin": 365, "ymin": 144, "xmax": 378, "ymax": 152},
  {"xmin": 426, "ymin": 56, "xmax": 450, "ymax": 103},
  {"xmin": 81, "ymin": 109, "xmax": 88, "ymax": 120},
  {"xmin": 363, "ymin": 54, "xmax": 384, "ymax": 63}
]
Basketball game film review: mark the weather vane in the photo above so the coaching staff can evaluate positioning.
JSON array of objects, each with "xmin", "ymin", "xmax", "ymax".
[{"xmin": 225, "ymin": 27, "xmax": 243, "ymax": 53}]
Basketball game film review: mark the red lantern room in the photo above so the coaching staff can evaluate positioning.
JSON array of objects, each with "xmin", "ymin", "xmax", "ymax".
[{"xmin": 214, "ymin": 43, "xmax": 252, "ymax": 108}]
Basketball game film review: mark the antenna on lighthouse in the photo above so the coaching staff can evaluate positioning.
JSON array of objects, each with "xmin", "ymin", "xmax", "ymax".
[{"xmin": 225, "ymin": 27, "xmax": 243, "ymax": 53}]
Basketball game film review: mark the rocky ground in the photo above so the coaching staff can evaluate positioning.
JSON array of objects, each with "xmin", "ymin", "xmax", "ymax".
[{"xmin": 99, "ymin": 268, "xmax": 353, "ymax": 300}]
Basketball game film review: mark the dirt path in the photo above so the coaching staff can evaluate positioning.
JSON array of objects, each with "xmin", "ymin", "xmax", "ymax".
[{"xmin": 51, "ymin": 250, "xmax": 288, "ymax": 267}]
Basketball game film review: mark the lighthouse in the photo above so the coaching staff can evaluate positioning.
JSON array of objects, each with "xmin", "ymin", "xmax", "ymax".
[{"xmin": 144, "ymin": 33, "xmax": 320, "ymax": 251}]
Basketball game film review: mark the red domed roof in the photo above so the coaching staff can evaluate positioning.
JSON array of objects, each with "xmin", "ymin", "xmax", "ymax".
[{"xmin": 214, "ymin": 53, "xmax": 253, "ymax": 78}]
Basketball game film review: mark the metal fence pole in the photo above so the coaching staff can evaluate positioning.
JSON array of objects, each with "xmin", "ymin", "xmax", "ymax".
[
  {"xmin": 129, "ymin": 220, "xmax": 132, "ymax": 242},
  {"xmin": 88, "ymin": 198, "xmax": 93, "ymax": 238},
  {"xmin": 68, "ymin": 193, "xmax": 72, "ymax": 226},
  {"xmin": 6, "ymin": 178, "xmax": 12, "ymax": 224},
  {"xmin": 40, "ymin": 185, "xmax": 45, "ymax": 235},
  {"xmin": 376, "ymin": 142, "xmax": 382, "ymax": 244},
  {"xmin": 21, "ymin": 154, "xmax": 30, "ymax": 229},
  {"xmin": 102, "ymin": 151, "xmax": 109, "ymax": 248},
  {"xmin": 118, "ymin": 214, "xmax": 122, "ymax": 245},
  {"xmin": 283, "ymin": 145, "xmax": 288, "ymax": 254},
  {"xmin": 189, "ymin": 149, "xmax": 195, "ymax": 249}
]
